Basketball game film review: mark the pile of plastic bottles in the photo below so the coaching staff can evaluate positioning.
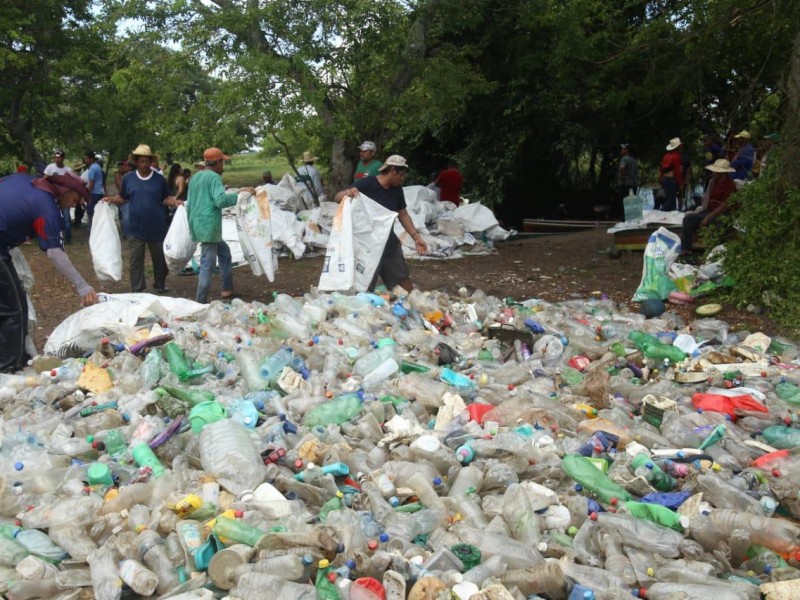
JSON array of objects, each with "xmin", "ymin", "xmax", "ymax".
[{"xmin": 2, "ymin": 287, "xmax": 800, "ymax": 600}]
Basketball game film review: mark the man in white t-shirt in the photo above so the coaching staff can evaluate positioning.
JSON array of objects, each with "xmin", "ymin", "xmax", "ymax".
[
  {"xmin": 296, "ymin": 151, "xmax": 324, "ymax": 204},
  {"xmin": 43, "ymin": 150, "xmax": 76, "ymax": 242}
]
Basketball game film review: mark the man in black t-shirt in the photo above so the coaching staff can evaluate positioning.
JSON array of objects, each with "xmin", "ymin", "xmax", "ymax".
[{"xmin": 334, "ymin": 155, "xmax": 427, "ymax": 292}]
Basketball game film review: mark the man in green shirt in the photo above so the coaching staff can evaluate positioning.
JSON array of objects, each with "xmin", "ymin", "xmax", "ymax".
[
  {"xmin": 186, "ymin": 147, "xmax": 255, "ymax": 303},
  {"xmin": 354, "ymin": 141, "xmax": 382, "ymax": 182}
]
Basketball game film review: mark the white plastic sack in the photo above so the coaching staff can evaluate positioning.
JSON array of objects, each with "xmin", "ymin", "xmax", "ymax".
[
  {"xmin": 270, "ymin": 206, "xmax": 307, "ymax": 259},
  {"xmin": 89, "ymin": 202, "xmax": 122, "ymax": 282},
  {"xmin": 236, "ymin": 189, "xmax": 277, "ymax": 281},
  {"xmin": 318, "ymin": 194, "xmax": 396, "ymax": 292},
  {"xmin": 632, "ymin": 226, "xmax": 682, "ymax": 301},
  {"xmin": 163, "ymin": 205, "xmax": 196, "ymax": 274},
  {"xmin": 450, "ymin": 202, "xmax": 500, "ymax": 232},
  {"xmin": 44, "ymin": 293, "xmax": 207, "ymax": 358}
]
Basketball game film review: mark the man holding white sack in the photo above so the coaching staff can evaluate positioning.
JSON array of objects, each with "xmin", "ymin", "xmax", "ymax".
[
  {"xmin": 334, "ymin": 155, "xmax": 427, "ymax": 293},
  {"xmin": 0, "ymin": 173, "xmax": 98, "ymax": 371},
  {"xmin": 186, "ymin": 147, "xmax": 256, "ymax": 304},
  {"xmin": 101, "ymin": 144, "xmax": 181, "ymax": 294}
]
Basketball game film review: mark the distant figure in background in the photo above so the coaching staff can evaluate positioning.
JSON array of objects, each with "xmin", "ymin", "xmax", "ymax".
[
  {"xmin": 151, "ymin": 156, "xmax": 163, "ymax": 175},
  {"xmin": 44, "ymin": 150, "xmax": 76, "ymax": 242},
  {"xmin": 702, "ymin": 134, "xmax": 724, "ymax": 188},
  {"xmin": 660, "ymin": 138, "xmax": 684, "ymax": 190},
  {"xmin": 15, "ymin": 165, "xmax": 28, "ymax": 174},
  {"xmin": 729, "ymin": 130, "xmax": 755, "ymax": 186},
  {"xmin": 758, "ymin": 133, "xmax": 779, "ymax": 176},
  {"xmin": 182, "ymin": 168, "xmax": 192, "ymax": 186},
  {"xmin": 82, "ymin": 151, "xmax": 105, "ymax": 229},
  {"xmin": 616, "ymin": 144, "xmax": 639, "ymax": 217},
  {"xmin": 434, "ymin": 159, "xmax": 464, "ymax": 206},
  {"xmin": 261, "ymin": 170, "xmax": 274, "ymax": 185},
  {"xmin": 659, "ymin": 166, "xmax": 679, "ymax": 212},
  {"xmin": 296, "ymin": 151, "xmax": 324, "ymax": 202},
  {"xmin": 354, "ymin": 141, "xmax": 381, "ymax": 181},
  {"xmin": 167, "ymin": 163, "xmax": 188, "ymax": 226},
  {"xmin": 114, "ymin": 160, "xmax": 134, "ymax": 239},
  {"xmin": 194, "ymin": 161, "xmax": 206, "ymax": 174}
]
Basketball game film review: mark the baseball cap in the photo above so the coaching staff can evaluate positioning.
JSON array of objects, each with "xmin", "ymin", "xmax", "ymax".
[
  {"xmin": 359, "ymin": 141, "xmax": 377, "ymax": 152},
  {"xmin": 734, "ymin": 130, "xmax": 751, "ymax": 139},
  {"xmin": 378, "ymin": 155, "xmax": 409, "ymax": 172},
  {"xmin": 53, "ymin": 149, "xmax": 64, "ymax": 158},
  {"xmin": 203, "ymin": 147, "xmax": 230, "ymax": 161}
]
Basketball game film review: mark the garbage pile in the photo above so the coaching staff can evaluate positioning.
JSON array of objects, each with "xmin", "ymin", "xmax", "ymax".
[{"xmin": 2, "ymin": 288, "xmax": 800, "ymax": 600}]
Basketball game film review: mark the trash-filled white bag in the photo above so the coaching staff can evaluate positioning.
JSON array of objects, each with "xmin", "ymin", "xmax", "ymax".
[
  {"xmin": 236, "ymin": 189, "xmax": 276, "ymax": 282},
  {"xmin": 89, "ymin": 202, "xmax": 122, "ymax": 282},
  {"xmin": 318, "ymin": 193, "xmax": 396, "ymax": 292},
  {"xmin": 163, "ymin": 205, "xmax": 196, "ymax": 274},
  {"xmin": 632, "ymin": 226, "xmax": 682, "ymax": 301},
  {"xmin": 44, "ymin": 293, "xmax": 206, "ymax": 358}
]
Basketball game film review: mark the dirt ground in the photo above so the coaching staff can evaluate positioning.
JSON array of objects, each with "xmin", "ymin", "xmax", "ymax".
[{"xmin": 20, "ymin": 225, "xmax": 780, "ymax": 350}]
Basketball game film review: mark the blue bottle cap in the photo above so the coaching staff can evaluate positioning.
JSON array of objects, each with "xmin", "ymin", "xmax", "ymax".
[
  {"xmin": 14, "ymin": 462, "xmax": 23, "ymax": 471},
  {"xmin": 303, "ymin": 554, "xmax": 314, "ymax": 565},
  {"xmin": 346, "ymin": 559, "xmax": 356, "ymax": 569},
  {"xmin": 379, "ymin": 533, "xmax": 389, "ymax": 543},
  {"xmin": 433, "ymin": 477, "xmax": 442, "ymax": 486},
  {"xmin": 575, "ymin": 484, "xmax": 583, "ymax": 492}
]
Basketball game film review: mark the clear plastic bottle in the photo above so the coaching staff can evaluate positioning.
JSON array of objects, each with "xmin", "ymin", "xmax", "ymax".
[
  {"xmin": 595, "ymin": 512, "xmax": 683, "ymax": 558},
  {"xmin": 407, "ymin": 471, "xmax": 448, "ymax": 514},
  {"xmin": 502, "ymin": 483, "xmax": 541, "ymax": 544},
  {"xmin": 501, "ymin": 561, "xmax": 567, "ymax": 597},
  {"xmin": 119, "ymin": 558, "xmax": 159, "ymax": 596},
  {"xmin": 232, "ymin": 571, "xmax": 317, "ymax": 600},
  {"xmin": 137, "ymin": 528, "xmax": 180, "ymax": 594},
  {"xmin": 87, "ymin": 547, "xmax": 123, "ymax": 600},
  {"xmin": 709, "ymin": 508, "xmax": 800, "ymax": 556},
  {"xmin": 199, "ymin": 419, "xmax": 266, "ymax": 495},
  {"xmin": 6, "ymin": 578, "xmax": 60, "ymax": 600},
  {"xmin": 461, "ymin": 554, "xmax": 507, "ymax": 586},
  {"xmin": 260, "ymin": 346, "xmax": 295, "ymax": 383}
]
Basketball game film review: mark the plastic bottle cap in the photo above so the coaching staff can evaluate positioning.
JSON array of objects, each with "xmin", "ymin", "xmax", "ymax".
[
  {"xmin": 14, "ymin": 462, "xmax": 23, "ymax": 471},
  {"xmin": 367, "ymin": 540, "xmax": 378, "ymax": 551},
  {"xmin": 318, "ymin": 559, "xmax": 330, "ymax": 568},
  {"xmin": 379, "ymin": 533, "xmax": 389, "ymax": 543}
]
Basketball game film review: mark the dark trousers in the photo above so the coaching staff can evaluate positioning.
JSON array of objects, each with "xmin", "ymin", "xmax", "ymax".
[
  {"xmin": 129, "ymin": 238, "xmax": 168, "ymax": 292},
  {"xmin": 681, "ymin": 210, "xmax": 721, "ymax": 252},
  {"xmin": 0, "ymin": 254, "xmax": 29, "ymax": 372}
]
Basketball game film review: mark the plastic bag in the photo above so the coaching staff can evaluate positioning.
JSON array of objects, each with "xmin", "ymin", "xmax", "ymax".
[
  {"xmin": 236, "ymin": 189, "xmax": 277, "ymax": 282},
  {"xmin": 89, "ymin": 202, "xmax": 122, "ymax": 282},
  {"xmin": 318, "ymin": 193, "xmax": 396, "ymax": 292},
  {"xmin": 163, "ymin": 205, "xmax": 196, "ymax": 274},
  {"xmin": 632, "ymin": 227, "xmax": 681, "ymax": 301}
]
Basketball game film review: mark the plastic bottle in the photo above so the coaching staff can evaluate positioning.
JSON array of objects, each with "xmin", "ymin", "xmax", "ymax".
[
  {"xmin": 362, "ymin": 358, "xmax": 400, "ymax": 389},
  {"xmin": 623, "ymin": 501, "xmax": 688, "ymax": 531},
  {"xmin": 130, "ymin": 443, "xmax": 166, "ymax": 478},
  {"xmin": 163, "ymin": 341, "xmax": 191, "ymax": 379},
  {"xmin": 199, "ymin": 419, "xmax": 266, "ymax": 495},
  {"xmin": 159, "ymin": 384, "xmax": 215, "ymax": 406},
  {"xmin": 501, "ymin": 561, "xmax": 567, "ymax": 597},
  {"xmin": 709, "ymin": 508, "xmax": 800, "ymax": 556},
  {"xmin": 623, "ymin": 189, "xmax": 643, "ymax": 222},
  {"xmin": 140, "ymin": 348, "xmax": 164, "ymax": 389},
  {"xmin": 561, "ymin": 454, "xmax": 632, "ymax": 504},
  {"xmin": 260, "ymin": 346, "xmax": 294, "ymax": 383},
  {"xmin": 232, "ymin": 571, "xmax": 316, "ymax": 600},
  {"xmin": 0, "ymin": 535, "xmax": 29, "ymax": 567},
  {"xmin": 213, "ymin": 516, "xmax": 267, "ymax": 547},
  {"xmin": 137, "ymin": 529, "xmax": 180, "ymax": 594},
  {"xmin": 595, "ymin": 512, "xmax": 683, "ymax": 558},
  {"xmin": 119, "ymin": 558, "xmax": 159, "ymax": 596},
  {"xmin": 87, "ymin": 547, "xmax": 123, "ymax": 600},
  {"xmin": 502, "ymin": 483, "xmax": 541, "ymax": 544},
  {"xmin": 407, "ymin": 471, "xmax": 448, "ymax": 514},
  {"xmin": 236, "ymin": 554, "xmax": 314, "ymax": 582},
  {"xmin": 304, "ymin": 393, "xmax": 363, "ymax": 427},
  {"xmin": 47, "ymin": 524, "xmax": 98, "ymax": 561},
  {"xmin": 6, "ymin": 526, "xmax": 69, "ymax": 563},
  {"xmin": 6, "ymin": 578, "xmax": 60, "ymax": 600},
  {"xmin": 630, "ymin": 453, "xmax": 676, "ymax": 491},
  {"xmin": 762, "ymin": 425, "xmax": 800, "ymax": 449}
]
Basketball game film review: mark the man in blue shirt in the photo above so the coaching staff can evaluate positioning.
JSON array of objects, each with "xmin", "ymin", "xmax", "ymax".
[
  {"xmin": 83, "ymin": 150, "xmax": 105, "ymax": 228},
  {"xmin": 0, "ymin": 174, "xmax": 98, "ymax": 371},
  {"xmin": 729, "ymin": 130, "xmax": 755, "ymax": 183},
  {"xmin": 102, "ymin": 144, "xmax": 182, "ymax": 293}
]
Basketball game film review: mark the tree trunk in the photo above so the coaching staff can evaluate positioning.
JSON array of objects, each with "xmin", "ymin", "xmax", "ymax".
[
  {"xmin": 784, "ymin": 28, "xmax": 800, "ymax": 187},
  {"xmin": 329, "ymin": 137, "xmax": 351, "ymax": 194},
  {"xmin": 3, "ymin": 98, "xmax": 42, "ymax": 167}
]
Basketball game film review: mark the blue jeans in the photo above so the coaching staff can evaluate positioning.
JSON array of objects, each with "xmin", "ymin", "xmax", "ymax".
[
  {"xmin": 61, "ymin": 207, "xmax": 72, "ymax": 243},
  {"xmin": 196, "ymin": 242, "xmax": 233, "ymax": 303}
]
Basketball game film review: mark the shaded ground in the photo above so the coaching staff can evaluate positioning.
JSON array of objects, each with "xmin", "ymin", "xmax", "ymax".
[{"xmin": 21, "ymin": 225, "xmax": 780, "ymax": 350}]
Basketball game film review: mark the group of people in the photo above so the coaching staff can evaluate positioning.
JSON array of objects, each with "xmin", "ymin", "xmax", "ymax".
[
  {"xmin": 0, "ymin": 144, "xmax": 256, "ymax": 372},
  {"xmin": 616, "ymin": 131, "xmax": 779, "ymax": 254}
]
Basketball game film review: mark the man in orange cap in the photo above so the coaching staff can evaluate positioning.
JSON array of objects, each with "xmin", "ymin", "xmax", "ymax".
[
  {"xmin": 186, "ymin": 148, "xmax": 255, "ymax": 303},
  {"xmin": 0, "ymin": 173, "xmax": 98, "ymax": 371}
]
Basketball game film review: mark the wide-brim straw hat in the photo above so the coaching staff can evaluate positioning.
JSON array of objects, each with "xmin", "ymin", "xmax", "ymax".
[
  {"xmin": 666, "ymin": 137, "xmax": 682, "ymax": 151},
  {"xmin": 130, "ymin": 144, "xmax": 158, "ymax": 161},
  {"xmin": 302, "ymin": 151, "xmax": 318, "ymax": 163},
  {"xmin": 705, "ymin": 159, "xmax": 735, "ymax": 173}
]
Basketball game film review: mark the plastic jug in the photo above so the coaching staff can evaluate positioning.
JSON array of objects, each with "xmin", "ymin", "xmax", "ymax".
[{"xmin": 623, "ymin": 190, "xmax": 643, "ymax": 222}]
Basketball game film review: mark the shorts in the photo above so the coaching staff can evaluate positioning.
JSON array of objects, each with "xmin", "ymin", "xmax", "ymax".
[{"xmin": 369, "ymin": 242, "xmax": 409, "ymax": 291}]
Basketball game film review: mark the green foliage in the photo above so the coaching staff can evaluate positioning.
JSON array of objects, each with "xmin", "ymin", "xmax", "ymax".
[
  {"xmin": 715, "ymin": 161, "xmax": 800, "ymax": 327},
  {"xmin": 221, "ymin": 153, "xmax": 291, "ymax": 188}
]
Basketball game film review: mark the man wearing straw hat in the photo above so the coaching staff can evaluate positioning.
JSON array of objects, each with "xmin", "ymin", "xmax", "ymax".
[
  {"xmin": 0, "ymin": 172, "xmax": 97, "ymax": 371},
  {"xmin": 296, "ymin": 151, "xmax": 324, "ymax": 202},
  {"xmin": 101, "ymin": 144, "xmax": 182, "ymax": 293},
  {"xmin": 680, "ymin": 159, "xmax": 737, "ymax": 256},
  {"xmin": 660, "ymin": 137, "xmax": 685, "ymax": 198}
]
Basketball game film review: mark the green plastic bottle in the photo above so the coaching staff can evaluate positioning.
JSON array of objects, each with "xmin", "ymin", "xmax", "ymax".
[
  {"xmin": 624, "ymin": 501, "xmax": 687, "ymax": 531},
  {"xmin": 762, "ymin": 426, "xmax": 800, "ymax": 449},
  {"xmin": 561, "ymin": 454, "xmax": 632, "ymax": 504},
  {"xmin": 318, "ymin": 492, "xmax": 344, "ymax": 524},
  {"xmin": 776, "ymin": 382, "xmax": 800, "ymax": 406},
  {"xmin": 304, "ymin": 393, "xmax": 363, "ymax": 427},
  {"xmin": 631, "ymin": 453, "xmax": 676, "ymax": 491},
  {"xmin": 315, "ymin": 559, "xmax": 338, "ymax": 600},
  {"xmin": 400, "ymin": 360, "xmax": 431, "ymax": 374},
  {"xmin": 212, "ymin": 516, "xmax": 267, "ymax": 547},
  {"xmin": 628, "ymin": 331, "xmax": 659, "ymax": 350},
  {"xmin": 163, "ymin": 342, "xmax": 190, "ymax": 378},
  {"xmin": 159, "ymin": 385, "xmax": 215, "ymax": 406},
  {"xmin": 642, "ymin": 343, "xmax": 686, "ymax": 364},
  {"xmin": 104, "ymin": 428, "xmax": 127, "ymax": 458},
  {"xmin": 562, "ymin": 366, "xmax": 584, "ymax": 386}
]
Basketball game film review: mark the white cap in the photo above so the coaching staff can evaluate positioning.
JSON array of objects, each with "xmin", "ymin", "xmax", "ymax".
[{"xmin": 359, "ymin": 141, "xmax": 376, "ymax": 152}]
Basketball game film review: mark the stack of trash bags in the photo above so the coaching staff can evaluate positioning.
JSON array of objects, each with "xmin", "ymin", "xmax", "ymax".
[{"xmin": 2, "ymin": 287, "xmax": 800, "ymax": 600}]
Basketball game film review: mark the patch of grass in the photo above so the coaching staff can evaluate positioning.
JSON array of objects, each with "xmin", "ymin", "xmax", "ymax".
[{"xmin": 221, "ymin": 153, "xmax": 292, "ymax": 188}]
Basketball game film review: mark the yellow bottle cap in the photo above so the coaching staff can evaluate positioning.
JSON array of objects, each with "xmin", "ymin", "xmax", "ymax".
[{"xmin": 319, "ymin": 559, "xmax": 330, "ymax": 569}]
